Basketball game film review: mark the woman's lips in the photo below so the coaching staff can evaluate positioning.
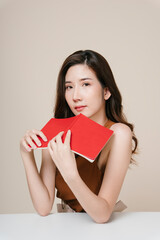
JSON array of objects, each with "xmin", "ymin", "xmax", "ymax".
[{"xmin": 75, "ymin": 106, "xmax": 86, "ymax": 112}]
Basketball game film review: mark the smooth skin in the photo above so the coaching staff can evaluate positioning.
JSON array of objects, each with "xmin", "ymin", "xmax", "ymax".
[{"xmin": 20, "ymin": 64, "xmax": 132, "ymax": 223}]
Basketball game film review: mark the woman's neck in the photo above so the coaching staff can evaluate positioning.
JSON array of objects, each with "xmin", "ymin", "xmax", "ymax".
[{"xmin": 90, "ymin": 113, "xmax": 108, "ymax": 126}]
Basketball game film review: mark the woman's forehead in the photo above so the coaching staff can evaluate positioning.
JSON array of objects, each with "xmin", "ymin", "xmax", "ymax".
[{"xmin": 65, "ymin": 64, "xmax": 97, "ymax": 82}]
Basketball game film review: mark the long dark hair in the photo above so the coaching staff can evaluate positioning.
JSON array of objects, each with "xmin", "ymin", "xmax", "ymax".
[{"xmin": 54, "ymin": 50, "xmax": 138, "ymax": 164}]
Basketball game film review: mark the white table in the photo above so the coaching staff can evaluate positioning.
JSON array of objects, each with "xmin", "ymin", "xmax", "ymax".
[{"xmin": 0, "ymin": 212, "xmax": 160, "ymax": 240}]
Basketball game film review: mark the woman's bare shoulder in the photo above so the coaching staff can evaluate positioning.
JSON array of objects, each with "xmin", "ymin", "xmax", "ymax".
[
  {"xmin": 98, "ymin": 123, "xmax": 132, "ymax": 170},
  {"xmin": 110, "ymin": 122, "xmax": 132, "ymax": 138}
]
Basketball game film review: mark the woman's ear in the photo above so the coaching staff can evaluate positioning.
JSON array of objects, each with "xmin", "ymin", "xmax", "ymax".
[{"xmin": 104, "ymin": 88, "xmax": 111, "ymax": 100}]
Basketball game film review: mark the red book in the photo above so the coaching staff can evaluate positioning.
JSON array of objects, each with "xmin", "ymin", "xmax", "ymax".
[{"xmin": 35, "ymin": 113, "xmax": 113, "ymax": 162}]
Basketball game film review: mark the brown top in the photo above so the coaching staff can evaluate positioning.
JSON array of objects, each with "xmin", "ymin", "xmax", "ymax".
[{"xmin": 55, "ymin": 120, "xmax": 115, "ymax": 212}]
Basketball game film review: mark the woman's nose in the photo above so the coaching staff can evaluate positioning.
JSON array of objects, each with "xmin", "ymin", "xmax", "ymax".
[{"xmin": 73, "ymin": 87, "xmax": 82, "ymax": 101}]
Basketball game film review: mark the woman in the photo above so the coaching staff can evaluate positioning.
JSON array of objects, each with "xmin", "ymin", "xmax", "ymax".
[{"xmin": 20, "ymin": 50, "xmax": 138, "ymax": 223}]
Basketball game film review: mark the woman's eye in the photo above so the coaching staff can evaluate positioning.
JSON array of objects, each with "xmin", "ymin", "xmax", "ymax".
[
  {"xmin": 65, "ymin": 86, "xmax": 72, "ymax": 90},
  {"xmin": 83, "ymin": 83, "xmax": 90, "ymax": 86}
]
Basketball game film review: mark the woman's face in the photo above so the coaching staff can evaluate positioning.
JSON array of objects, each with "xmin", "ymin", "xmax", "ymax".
[{"xmin": 65, "ymin": 64, "xmax": 110, "ymax": 123}]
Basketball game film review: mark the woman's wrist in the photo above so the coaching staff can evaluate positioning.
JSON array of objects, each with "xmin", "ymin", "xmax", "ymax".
[
  {"xmin": 20, "ymin": 147, "xmax": 35, "ymax": 163},
  {"xmin": 63, "ymin": 169, "xmax": 80, "ymax": 184},
  {"xmin": 20, "ymin": 145, "xmax": 32, "ymax": 155}
]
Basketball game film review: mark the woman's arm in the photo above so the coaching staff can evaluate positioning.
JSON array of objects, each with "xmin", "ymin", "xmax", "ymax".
[
  {"xmin": 20, "ymin": 130, "xmax": 56, "ymax": 216},
  {"xmin": 48, "ymin": 124, "xmax": 132, "ymax": 223}
]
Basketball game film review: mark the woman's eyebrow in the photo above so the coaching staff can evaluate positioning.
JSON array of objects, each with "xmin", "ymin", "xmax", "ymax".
[
  {"xmin": 65, "ymin": 81, "xmax": 72, "ymax": 84},
  {"xmin": 65, "ymin": 77, "xmax": 93, "ymax": 83},
  {"xmin": 65, "ymin": 78, "xmax": 93, "ymax": 83},
  {"xmin": 80, "ymin": 77, "xmax": 93, "ymax": 81}
]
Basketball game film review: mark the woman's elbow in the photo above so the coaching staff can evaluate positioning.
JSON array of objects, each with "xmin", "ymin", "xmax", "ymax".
[
  {"xmin": 38, "ymin": 211, "xmax": 50, "ymax": 217},
  {"xmin": 93, "ymin": 213, "xmax": 111, "ymax": 224},
  {"xmin": 94, "ymin": 218, "xmax": 109, "ymax": 224},
  {"xmin": 36, "ymin": 207, "xmax": 52, "ymax": 217}
]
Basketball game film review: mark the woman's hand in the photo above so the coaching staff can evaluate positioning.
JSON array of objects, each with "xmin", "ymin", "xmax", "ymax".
[
  {"xmin": 48, "ymin": 130, "xmax": 78, "ymax": 181},
  {"xmin": 20, "ymin": 129, "xmax": 47, "ymax": 153}
]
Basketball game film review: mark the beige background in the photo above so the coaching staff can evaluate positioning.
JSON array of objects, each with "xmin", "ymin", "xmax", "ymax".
[{"xmin": 0, "ymin": 0, "xmax": 160, "ymax": 214}]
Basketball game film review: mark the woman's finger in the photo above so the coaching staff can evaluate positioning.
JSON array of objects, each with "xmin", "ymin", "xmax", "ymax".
[
  {"xmin": 48, "ymin": 137, "xmax": 57, "ymax": 151},
  {"xmin": 48, "ymin": 141, "xmax": 53, "ymax": 155},
  {"xmin": 64, "ymin": 129, "xmax": 71, "ymax": 146},
  {"xmin": 49, "ymin": 131, "xmax": 64, "ymax": 144},
  {"xmin": 25, "ymin": 136, "xmax": 37, "ymax": 149},
  {"xmin": 55, "ymin": 131, "xmax": 64, "ymax": 145},
  {"xmin": 22, "ymin": 139, "xmax": 32, "ymax": 152},
  {"xmin": 29, "ymin": 133, "xmax": 42, "ymax": 147},
  {"xmin": 32, "ymin": 129, "xmax": 47, "ymax": 142}
]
